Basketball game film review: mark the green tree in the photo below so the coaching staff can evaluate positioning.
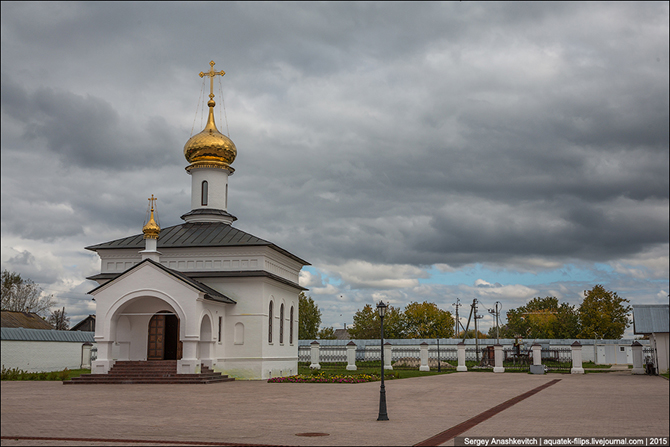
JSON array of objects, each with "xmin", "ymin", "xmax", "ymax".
[
  {"xmin": 348, "ymin": 304, "xmax": 404, "ymax": 339},
  {"xmin": 401, "ymin": 301, "xmax": 454, "ymax": 338},
  {"xmin": 505, "ymin": 297, "xmax": 579, "ymax": 339},
  {"xmin": 578, "ymin": 285, "xmax": 631, "ymax": 339},
  {"xmin": 553, "ymin": 303, "xmax": 581, "ymax": 339},
  {"xmin": 298, "ymin": 292, "xmax": 321, "ymax": 340},
  {"xmin": 1, "ymin": 269, "xmax": 54, "ymax": 316},
  {"xmin": 316, "ymin": 326, "xmax": 337, "ymax": 340}
]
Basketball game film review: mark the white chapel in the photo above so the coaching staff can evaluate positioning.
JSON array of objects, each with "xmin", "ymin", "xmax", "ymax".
[{"xmin": 85, "ymin": 61, "xmax": 309, "ymax": 380}]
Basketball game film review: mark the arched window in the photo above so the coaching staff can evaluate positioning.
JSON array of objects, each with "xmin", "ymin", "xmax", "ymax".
[
  {"xmin": 280, "ymin": 304, "xmax": 285, "ymax": 344},
  {"xmin": 268, "ymin": 301, "xmax": 273, "ymax": 344},
  {"xmin": 201, "ymin": 181, "xmax": 208, "ymax": 206},
  {"xmin": 290, "ymin": 306, "xmax": 294, "ymax": 344}
]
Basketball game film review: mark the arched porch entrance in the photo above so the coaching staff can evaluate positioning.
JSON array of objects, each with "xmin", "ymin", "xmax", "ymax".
[{"xmin": 147, "ymin": 311, "xmax": 183, "ymax": 360}]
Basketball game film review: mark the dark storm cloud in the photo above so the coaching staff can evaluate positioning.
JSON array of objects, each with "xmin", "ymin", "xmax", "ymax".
[
  {"xmin": 1, "ymin": 2, "xmax": 668, "ymax": 324},
  {"xmin": 1, "ymin": 74, "xmax": 181, "ymax": 170}
]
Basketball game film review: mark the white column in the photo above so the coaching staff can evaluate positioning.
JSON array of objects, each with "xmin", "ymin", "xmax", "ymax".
[
  {"xmin": 310, "ymin": 341, "xmax": 321, "ymax": 370},
  {"xmin": 91, "ymin": 340, "xmax": 114, "ymax": 374},
  {"xmin": 384, "ymin": 342, "xmax": 393, "ymax": 370},
  {"xmin": 178, "ymin": 339, "xmax": 200, "ymax": 374},
  {"xmin": 346, "ymin": 341, "xmax": 357, "ymax": 371},
  {"xmin": 571, "ymin": 341, "xmax": 584, "ymax": 374},
  {"xmin": 532, "ymin": 343, "xmax": 542, "ymax": 366},
  {"xmin": 631, "ymin": 341, "xmax": 645, "ymax": 375},
  {"xmin": 493, "ymin": 344, "xmax": 505, "ymax": 373},
  {"xmin": 457, "ymin": 342, "xmax": 467, "ymax": 372},
  {"xmin": 419, "ymin": 342, "xmax": 430, "ymax": 371},
  {"xmin": 200, "ymin": 341, "xmax": 215, "ymax": 369}
]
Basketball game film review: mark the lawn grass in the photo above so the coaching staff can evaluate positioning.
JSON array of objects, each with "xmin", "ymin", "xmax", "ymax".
[{"xmin": 1, "ymin": 367, "xmax": 91, "ymax": 381}]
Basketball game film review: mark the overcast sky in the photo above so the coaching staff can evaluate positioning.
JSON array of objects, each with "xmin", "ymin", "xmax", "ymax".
[{"xmin": 2, "ymin": 2, "xmax": 668, "ymax": 337}]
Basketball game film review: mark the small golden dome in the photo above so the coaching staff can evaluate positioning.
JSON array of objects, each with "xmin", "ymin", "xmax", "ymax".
[
  {"xmin": 143, "ymin": 197, "xmax": 161, "ymax": 240},
  {"xmin": 184, "ymin": 101, "xmax": 236, "ymax": 172}
]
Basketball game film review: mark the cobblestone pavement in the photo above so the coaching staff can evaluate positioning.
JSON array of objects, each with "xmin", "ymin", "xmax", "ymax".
[{"xmin": 1, "ymin": 371, "xmax": 668, "ymax": 446}]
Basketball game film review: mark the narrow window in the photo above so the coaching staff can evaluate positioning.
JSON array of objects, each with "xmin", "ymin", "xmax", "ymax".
[
  {"xmin": 290, "ymin": 306, "xmax": 294, "ymax": 344},
  {"xmin": 218, "ymin": 316, "xmax": 222, "ymax": 343},
  {"xmin": 225, "ymin": 184, "xmax": 228, "ymax": 208},
  {"xmin": 280, "ymin": 304, "xmax": 285, "ymax": 344},
  {"xmin": 201, "ymin": 181, "xmax": 208, "ymax": 206},
  {"xmin": 268, "ymin": 301, "xmax": 273, "ymax": 343}
]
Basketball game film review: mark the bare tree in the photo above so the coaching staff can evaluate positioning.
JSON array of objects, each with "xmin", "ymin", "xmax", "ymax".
[
  {"xmin": 48, "ymin": 307, "xmax": 70, "ymax": 330},
  {"xmin": 1, "ymin": 270, "xmax": 54, "ymax": 316}
]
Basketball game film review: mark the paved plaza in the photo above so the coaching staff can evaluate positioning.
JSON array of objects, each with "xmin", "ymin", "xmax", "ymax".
[{"xmin": 1, "ymin": 371, "xmax": 668, "ymax": 446}]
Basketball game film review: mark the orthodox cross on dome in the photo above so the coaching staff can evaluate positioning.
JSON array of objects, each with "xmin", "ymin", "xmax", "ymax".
[
  {"xmin": 199, "ymin": 60, "xmax": 225, "ymax": 101},
  {"xmin": 143, "ymin": 194, "xmax": 160, "ymax": 240},
  {"xmin": 148, "ymin": 194, "xmax": 158, "ymax": 212}
]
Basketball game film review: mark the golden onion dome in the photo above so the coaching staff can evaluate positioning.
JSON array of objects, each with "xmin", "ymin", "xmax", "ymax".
[
  {"xmin": 142, "ymin": 203, "xmax": 161, "ymax": 240},
  {"xmin": 184, "ymin": 99, "xmax": 236, "ymax": 172}
]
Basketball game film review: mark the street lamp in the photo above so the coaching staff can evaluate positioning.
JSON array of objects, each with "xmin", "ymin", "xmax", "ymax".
[{"xmin": 377, "ymin": 300, "xmax": 389, "ymax": 421}]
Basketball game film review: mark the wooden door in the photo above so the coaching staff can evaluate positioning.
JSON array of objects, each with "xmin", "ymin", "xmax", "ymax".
[{"xmin": 147, "ymin": 314, "xmax": 165, "ymax": 360}]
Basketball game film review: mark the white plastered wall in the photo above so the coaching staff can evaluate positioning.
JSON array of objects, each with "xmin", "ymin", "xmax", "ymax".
[
  {"xmin": 200, "ymin": 275, "xmax": 300, "ymax": 379},
  {"xmin": 1, "ymin": 341, "xmax": 95, "ymax": 373},
  {"xmin": 189, "ymin": 167, "xmax": 230, "ymax": 211}
]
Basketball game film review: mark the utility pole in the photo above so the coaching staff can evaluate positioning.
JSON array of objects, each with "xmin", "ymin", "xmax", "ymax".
[
  {"xmin": 452, "ymin": 298, "xmax": 462, "ymax": 338},
  {"xmin": 462, "ymin": 301, "xmax": 474, "ymax": 343},
  {"xmin": 473, "ymin": 300, "xmax": 483, "ymax": 362},
  {"xmin": 488, "ymin": 301, "xmax": 502, "ymax": 344}
]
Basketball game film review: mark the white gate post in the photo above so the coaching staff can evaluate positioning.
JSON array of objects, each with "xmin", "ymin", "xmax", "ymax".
[
  {"xmin": 493, "ymin": 344, "xmax": 505, "ymax": 373},
  {"xmin": 346, "ymin": 341, "xmax": 357, "ymax": 371},
  {"xmin": 532, "ymin": 343, "xmax": 542, "ymax": 366},
  {"xmin": 571, "ymin": 341, "xmax": 584, "ymax": 374},
  {"xmin": 80, "ymin": 342, "xmax": 93, "ymax": 369},
  {"xmin": 631, "ymin": 341, "xmax": 645, "ymax": 375},
  {"xmin": 384, "ymin": 342, "xmax": 393, "ymax": 370},
  {"xmin": 419, "ymin": 342, "xmax": 430, "ymax": 371},
  {"xmin": 457, "ymin": 342, "xmax": 467, "ymax": 371},
  {"xmin": 310, "ymin": 341, "xmax": 321, "ymax": 370}
]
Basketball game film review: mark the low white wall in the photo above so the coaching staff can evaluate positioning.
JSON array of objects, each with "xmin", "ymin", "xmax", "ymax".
[{"xmin": 1, "ymin": 340, "xmax": 95, "ymax": 373}]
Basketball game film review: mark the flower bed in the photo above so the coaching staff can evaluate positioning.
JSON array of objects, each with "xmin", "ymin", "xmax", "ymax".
[{"xmin": 268, "ymin": 372, "xmax": 390, "ymax": 383}]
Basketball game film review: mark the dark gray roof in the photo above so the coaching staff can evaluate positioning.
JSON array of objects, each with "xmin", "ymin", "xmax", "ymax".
[
  {"xmin": 1, "ymin": 327, "xmax": 95, "ymax": 342},
  {"xmin": 88, "ymin": 259, "xmax": 237, "ymax": 304},
  {"xmin": 85, "ymin": 222, "xmax": 309, "ymax": 265},
  {"xmin": 180, "ymin": 208, "xmax": 237, "ymax": 222},
  {"xmin": 633, "ymin": 305, "xmax": 669, "ymax": 334}
]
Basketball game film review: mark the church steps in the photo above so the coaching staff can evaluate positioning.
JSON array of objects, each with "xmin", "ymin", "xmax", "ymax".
[{"xmin": 63, "ymin": 361, "xmax": 234, "ymax": 384}]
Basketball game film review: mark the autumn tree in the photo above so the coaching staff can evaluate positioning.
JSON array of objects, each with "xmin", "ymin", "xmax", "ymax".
[
  {"xmin": 1, "ymin": 269, "xmax": 54, "ymax": 316},
  {"xmin": 578, "ymin": 285, "xmax": 631, "ymax": 339},
  {"xmin": 402, "ymin": 301, "xmax": 454, "ymax": 338},
  {"xmin": 298, "ymin": 292, "xmax": 321, "ymax": 340},
  {"xmin": 458, "ymin": 329, "xmax": 488, "ymax": 339},
  {"xmin": 487, "ymin": 324, "xmax": 515, "ymax": 339},
  {"xmin": 348, "ymin": 304, "xmax": 404, "ymax": 339},
  {"xmin": 505, "ymin": 297, "xmax": 580, "ymax": 339}
]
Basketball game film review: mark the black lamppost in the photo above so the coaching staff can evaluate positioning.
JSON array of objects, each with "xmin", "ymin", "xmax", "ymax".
[{"xmin": 377, "ymin": 300, "xmax": 389, "ymax": 421}]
